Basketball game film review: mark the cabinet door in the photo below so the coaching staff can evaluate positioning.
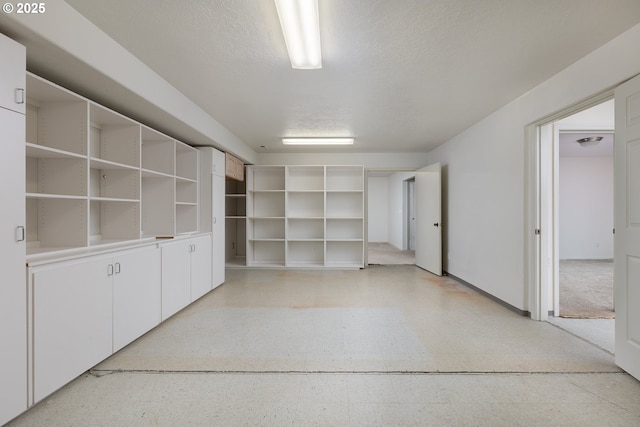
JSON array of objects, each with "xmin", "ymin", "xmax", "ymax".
[
  {"xmin": 0, "ymin": 106, "xmax": 26, "ymax": 423},
  {"xmin": 0, "ymin": 33, "xmax": 26, "ymax": 114},
  {"xmin": 113, "ymin": 247, "xmax": 161, "ymax": 352},
  {"xmin": 212, "ymin": 174, "xmax": 225, "ymax": 288},
  {"xmin": 32, "ymin": 258, "xmax": 113, "ymax": 403},
  {"xmin": 161, "ymin": 240, "xmax": 191, "ymax": 320},
  {"xmin": 190, "ymin": 235, "xmax": 213, "ymax": 301}
]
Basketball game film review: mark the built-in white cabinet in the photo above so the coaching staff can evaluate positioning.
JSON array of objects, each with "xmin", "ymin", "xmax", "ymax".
[
  {"xmin": 112, "ymin": 248, "xmax": 162, "ymax": 351},
  {"xmin": 199, "ymin": 147, "xmax": 226, "ymax": 287},
  {"xmin": 25, "ymin": 73, "xmax": 199, "ymax": 258},
  {"xmin": 0, "ymin": 32, "xmax": 26, "ymax": 114},
  {"xmin": 245, "ymin": 165, "xmax": 365, "ymax": 268},
  {"xmin": 161, "ymin": 235, "xmax": 212, "ymax": 320},
  {"xmin": 30, "ymin": 256, "xmax": 114, "ymax": 403},
  {"xmin": 0, "ymin": 33, "xmax": 27, "ymax": 426},
  {"xmin": 27, "ymin": 245, "xmax": 162, "ymax": 404}
]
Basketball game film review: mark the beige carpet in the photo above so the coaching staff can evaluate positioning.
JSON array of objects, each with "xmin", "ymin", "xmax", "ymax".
[
  {"xmin": 559, "ymin": 260, "xmax": 614, "ymax": 319},
  {"xmin": 368, "ymin": 242, "xmax": 415, "ymax": 265}
]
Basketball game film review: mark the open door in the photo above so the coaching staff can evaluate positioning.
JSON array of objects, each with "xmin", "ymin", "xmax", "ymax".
[
  {"xmin": 614, "ymin": 74, "xmax": 640, "ymax": 380},
  {"xmin": 415, "ymin": 162, "xmax": 442, "ymax": 276}
]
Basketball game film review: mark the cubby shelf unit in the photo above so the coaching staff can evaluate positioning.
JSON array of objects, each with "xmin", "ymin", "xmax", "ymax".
[
  {"xmin": 25, "ymin": 73, "xmax": 199, "ymax": 258},
  {"xmin": 244, "ymin": 165, "xmax": 365, "ymax": 268},
  {"xmin": 225, "ymin": 178, "xmax": 247, "ymax": 267}
]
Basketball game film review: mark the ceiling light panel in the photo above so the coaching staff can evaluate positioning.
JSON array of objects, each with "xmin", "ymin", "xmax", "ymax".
[
  {"xmin": 274, "ymin": 0, "xmax": 322, "ymax": 69},
  {"xmin": 282, "ymin": 138, "xmax": 354, "ymax": 145}
]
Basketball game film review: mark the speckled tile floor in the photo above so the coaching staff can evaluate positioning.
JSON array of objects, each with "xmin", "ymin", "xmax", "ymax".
[{"xmin": 7, "ymin": 266, "xmax": 640, "ymax": 426}]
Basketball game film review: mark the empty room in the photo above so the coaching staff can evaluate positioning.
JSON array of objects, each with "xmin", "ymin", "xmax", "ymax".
[{"xmin": 2, "ymin": 1, "xmax": 640, "ymax": 425}]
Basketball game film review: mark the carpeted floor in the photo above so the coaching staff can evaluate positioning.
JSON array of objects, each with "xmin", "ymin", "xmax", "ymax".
[
  {"xmin": 559, "ymin": 260, "xmax": 614, "ymax": 319},
  {"xmin": 368, "ymin": 242, "xmax": 415, "ymax": 265}
]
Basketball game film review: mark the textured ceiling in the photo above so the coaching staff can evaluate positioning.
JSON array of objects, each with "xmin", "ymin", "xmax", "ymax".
[{"xmin": 63, "ymin": 0, "xmax": 640, "ymax": 154}]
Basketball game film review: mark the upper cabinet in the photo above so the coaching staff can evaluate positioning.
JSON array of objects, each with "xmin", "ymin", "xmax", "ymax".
[
  {"xmin": 25, "ymin": 73, "xmax": 199, "ymax": 259},
  {"xmin": 225, "ymin": 152, "xmax": 244, "ymax": 181},
  {"xmin": 0, "ymin": 32, "xmax": 26, "ymax": 114}
]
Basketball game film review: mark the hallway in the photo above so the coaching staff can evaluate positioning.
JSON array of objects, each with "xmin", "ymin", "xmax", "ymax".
[{"xmin": 9, "ymin": 266, "xmax": 640, "ymax": 426}]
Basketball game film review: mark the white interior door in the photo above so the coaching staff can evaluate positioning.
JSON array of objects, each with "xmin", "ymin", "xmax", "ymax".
[
  {"xmin": 415, "ymin": 162, "xmax": 442, "ymax": 275},
  {"xmin": 614, "ymin": 74, "xmax": 640, "ymax": 380}
]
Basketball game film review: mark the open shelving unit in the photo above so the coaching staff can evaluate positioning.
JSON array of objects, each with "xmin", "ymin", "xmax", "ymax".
[
  {"xmin": 225, "ymin": 178, "xmax": 246, "ymax": 267},
  {"xmin": 244, "ymin": 165, "xmax": 364, "ymax": 268},
  {"xmin": 25, "ymin": 73, "xmax": 199, "ymax": 258}
]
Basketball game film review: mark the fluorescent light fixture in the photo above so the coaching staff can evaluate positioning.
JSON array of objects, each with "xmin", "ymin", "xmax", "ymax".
[
  {"xmin": 274, "ymin": 0, "xmax": 322, "ymax": 69},
  {"xmin": 282, "ymin": 138, "xmax": 354, "ymax": 145}
]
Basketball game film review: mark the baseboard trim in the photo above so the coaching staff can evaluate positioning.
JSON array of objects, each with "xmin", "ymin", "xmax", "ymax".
[{"xmin": 444, "ymin": 271, "xmax": 530, "ymax": 317}]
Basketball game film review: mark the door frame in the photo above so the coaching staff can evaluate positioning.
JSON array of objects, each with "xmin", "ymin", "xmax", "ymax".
[
  {"xmin": 405, "ymin": 177, "xmax": 416, "ymax": 251},
  {"xmin": 526, "ymin": 90, "xmax": 614, "ymax": 321}
]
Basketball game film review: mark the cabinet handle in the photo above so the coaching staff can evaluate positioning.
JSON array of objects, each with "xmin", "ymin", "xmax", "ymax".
[
  {"xmin": 15, "ymin": 88, "xmax": 25, "ymax": 105},
  {"xmin": 107, "ymin": 264, "xmax": 114, "ymax": 276},
  {"xmin": 115, "ymin": 262, "xmax": 121, "ymax": 274},
  {"xmin": 15, "ymin": 226, "xmax": 25, "ymax": 242},
  {"xmin": 192, "ymin": 244, "xmax": 196, "ymax": 253}
]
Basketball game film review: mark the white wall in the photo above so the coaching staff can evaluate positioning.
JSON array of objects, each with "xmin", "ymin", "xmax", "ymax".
[
  {"xmin": 426, "ymin": 23, "xmax": 640, "ymax": 311},
  {"xmin": 257, "ymin": 152, "xmax": 429, "ymax": 169},
  {"xmin": 559, "ymin": 156, "xmax": 613, "ymax": 259},
  {"xmin": 367, "ymin": 176, "xmax": 389, "ymax": 242}
]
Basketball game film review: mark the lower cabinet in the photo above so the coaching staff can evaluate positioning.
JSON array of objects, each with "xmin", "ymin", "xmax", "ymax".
[
  {"xmin": 31, "ymin": 256, "xmax": 114, "ymax": 403},
  {"xmin": 112, "ymin": 248, "xmax": 161, "ymax": 352},
  {"xmin": 29, "ymin": 245, "xmax": 161, "ymax": 403},
  {"xmin": 161, "ymin": 234, "xmax": 212, "ymax": 320}
]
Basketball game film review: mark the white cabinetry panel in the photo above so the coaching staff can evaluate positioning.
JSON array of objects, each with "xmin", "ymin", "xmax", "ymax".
[
  {"xmin": 0, "ymin": 100, "xmax": 27, "ymax": 424},
  {"xmin": 113, "ymin": 248, "xmax": 161, "ymax": 351},
  {"xmin": 0, "ymin": 32, "xmax": 26, "ymax": 114},
  {"xmin": 31, "ymin": 257, "xmax": 113, "ymax": 403},
  {"xmin": 161, "ymin": 235, "xmax": 212, "ymax": 320}
]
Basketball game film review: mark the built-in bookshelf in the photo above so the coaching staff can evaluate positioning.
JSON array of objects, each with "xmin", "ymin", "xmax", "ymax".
[
  {"xmin": 225, "ymin": 178, "xmax": 246, "ymax": 267},
  {"xmin": 25, "ymin": 73, "xmax": 199, "ymax": 258},
  {"xmin": 245, "ymin": 165, "xmax": 364, "ymax": 268}
]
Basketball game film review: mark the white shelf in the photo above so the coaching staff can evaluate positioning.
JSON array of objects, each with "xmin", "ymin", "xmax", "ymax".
[
  {"xmin": 25, "ymin": 73, "xmax": 200, "ymax": 255},
  {"xmin": 26, "ymin": 193, "xmax": 86, "ymax": 200},
  {"xmin": 287, "ymin": 166, "xmax": 324, "ymax": 191},
  {"xmin": 245, "ymin": 165, "xmax": 364, "ymax": 268},
  {"xmin": 26, "ymin": 143, "xmax": 87, "ymax": 160}
]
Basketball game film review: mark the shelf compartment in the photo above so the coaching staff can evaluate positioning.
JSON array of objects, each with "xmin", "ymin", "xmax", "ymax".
[
  {"xmin": 89, "ymin": 200, "xmax": 141, "ymax": 245},
  {"xmin": 176, "ymin": 142, "xmax": 198, "ymax": 181},
  {"xmin": 89, "ymin": 167, "xmax": 140, "ymax": 200},
  {"xmin": 326, "ymin": 166, "xmax": 363, "ymax": 191},
  {"xmin": 287, "ymin": 241, "xmax": 324, "ymax": 267},
  {"xmin": 226, "ymin": 179, "xmax": 246, "ymax": 195},
  {"xmin": 26, "ymin": 143, "xmax": 87, "ymax": 160},
  {"xmin": 176, "ymin": 203, "xmax": 198, "ymax": 234},
  {"xmin": 176, "ymin": 180, "xmax": 198, "ymax": 204},
  {"xmin": 250, "ymin": 166, "xmax": 285, "ymax": 191},
  {"xmin": 325, "ymin": 241, "xmax": 363, "ymax": 267},
  {"xmin": 326, "ymin": 192, "xmax": 363, "ymax": 218},
  {"xmin": 27, "ymin": 99, "xmax": 88, "ymax": 155},
  {"xmin": 288, "ymin": 218, "xmax": 324, "ymax": 240},
  {"xmin": 225, "ymin": 194, "xmax": 246, "ymax": 217},
  {"xmin": 288, "ymin": 192, "xmax": 324, "ymax": 218},
  {"xmin": 226, "ymin": 217, "xmax": 246, "ymax": 265},
  {"xmin": 142, "ymin": 128, "xmax": 174, "ymax": 175},
  {"xmin": 90, "ymin": 104, "xmax": 140, "ymax": 168},
  {"xmin": 287, "ymin": 166, "xmax": 324, "ymax": 191},
  {"xmin": 26, "ymin": 198, "xmax": 88, "ymax": 250},
  {"xmin": 250, "ymin": 191, "xmax": 285, "ymax": 217},
  {"xmin": 326, "ymin": 218, "xmax": 363, "ymax": 240},
  {"xmin": 26, "ymin": 157, "xmax": 87, "ymax": 197},
  {"xmin": 142, "ymin": 176, "xmax": 175, "ymax": 236},
  {"xmin": 249, "ymin": 218, "xmax": 285, "ymax": 240},
  {"xmin": 248, "ymin": 240, "xmax": 285, "ymax": 266}
]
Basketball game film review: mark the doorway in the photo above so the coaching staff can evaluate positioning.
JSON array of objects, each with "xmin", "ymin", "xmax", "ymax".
[
  {"xmin": 366, "ymin": 170, "xmax": 416, "ymax": 265},
  {"xmin": 537, "ymin": 100, "xmax": 615, "ymax": 353}
]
